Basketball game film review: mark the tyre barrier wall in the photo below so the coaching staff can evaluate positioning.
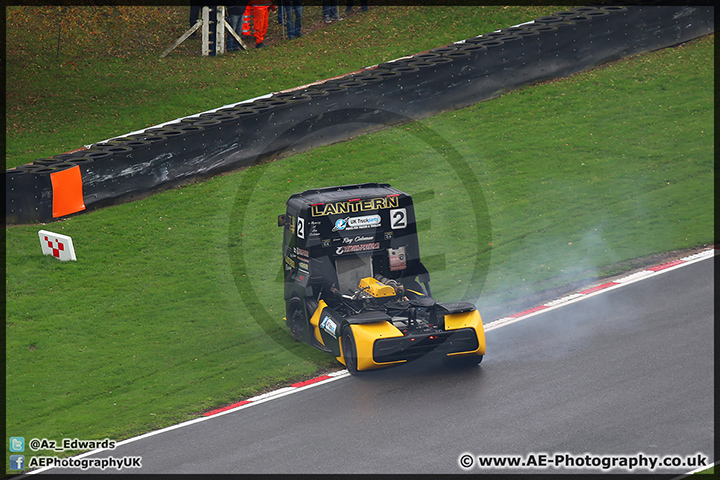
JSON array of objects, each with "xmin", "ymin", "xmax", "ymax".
[{"xmin": 5, "ymin": 5, "xmax": 714, "ymax": 224}]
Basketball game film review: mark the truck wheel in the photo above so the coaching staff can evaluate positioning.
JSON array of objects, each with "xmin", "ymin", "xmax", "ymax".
[
  {"xmin": 286, "ymin": 296, "xmax": 307, "ymax": 341},
  {"xmin": 342, "ymin": 327, "xmax": 361, "ymax": 375}
]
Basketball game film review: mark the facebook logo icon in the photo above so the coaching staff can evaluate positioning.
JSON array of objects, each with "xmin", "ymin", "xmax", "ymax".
[{"xmin": 10, "ymin": 455, "xmax": 25, "ymax": 470}]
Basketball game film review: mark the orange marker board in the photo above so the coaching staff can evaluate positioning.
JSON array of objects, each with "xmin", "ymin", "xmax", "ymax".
[{"xmin": 50, "ymin": 165, "xmax": 86, "ymax": 218}]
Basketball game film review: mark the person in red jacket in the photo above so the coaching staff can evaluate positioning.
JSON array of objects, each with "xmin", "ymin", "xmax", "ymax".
[{"xmin": 242, "ymin": 0, "xmax": 275, "ymax": 48}]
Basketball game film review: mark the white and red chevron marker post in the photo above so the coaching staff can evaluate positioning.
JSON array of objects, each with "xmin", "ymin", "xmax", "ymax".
[{"xmin": 38, "ymin": 230, "xmax": 77, "ymax": 261}]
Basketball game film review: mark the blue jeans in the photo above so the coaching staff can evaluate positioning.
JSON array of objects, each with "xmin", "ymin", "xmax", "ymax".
[
  {"xmin": 346, "ymin": 0, "xmax": 368, "ymax": 11},
  {"xmin": 226, "ymin": 14, "xmax": 243, "ymax": 50},
  {"xmin": 284, "ymin": 1, "xmax": 303, "ymax": 38},
  {"xmin": 322, "ymin": 1, "xmax": 338, "ymax": 20}
]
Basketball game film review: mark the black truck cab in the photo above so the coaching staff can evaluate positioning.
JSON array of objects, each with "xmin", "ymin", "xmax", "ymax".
[{"xmin": 278, "ymin": 183, "xmax": 431, "ymax": 307}]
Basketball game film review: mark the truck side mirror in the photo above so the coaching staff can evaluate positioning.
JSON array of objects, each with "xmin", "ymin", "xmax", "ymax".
[{"xmin": 277, "ymin": 214, "xmax": 286, "ymax": 227}]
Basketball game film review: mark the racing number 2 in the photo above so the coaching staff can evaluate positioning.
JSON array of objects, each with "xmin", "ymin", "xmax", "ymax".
[
  {"xmin": 390, "ymin": 208, "xmax": 407, "ymax": 230},
  {"xmin": 297, "ymin": 217, "xmax": 305, "ymax": 239}
]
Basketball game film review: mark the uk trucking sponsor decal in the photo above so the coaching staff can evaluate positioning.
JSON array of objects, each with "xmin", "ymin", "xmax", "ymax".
[{"xmin": 332, "ymin": 214, "xmax": 381, "ymax": 232}]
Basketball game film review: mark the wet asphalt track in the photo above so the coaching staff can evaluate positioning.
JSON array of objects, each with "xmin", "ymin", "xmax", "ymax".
[{"xmin": 36, "ymin": 256, "xmax": 713, "ymax": 475}]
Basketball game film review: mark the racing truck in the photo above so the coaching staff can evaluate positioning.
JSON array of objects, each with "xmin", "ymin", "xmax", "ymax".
[{"xmin": 278, "ymin": 183, "xmax": 485, "ymax": 374}]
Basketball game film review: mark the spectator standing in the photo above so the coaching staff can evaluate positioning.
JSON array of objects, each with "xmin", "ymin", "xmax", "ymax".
[
  {"xmin": 322, "ymin": 0, "xmax": 342, "ymax": 23},
  {"xmin": 277, "ymin": 2, "xmax": 285, "ymax": 26},
  {"xmin": 246, "ymin": 0, "xmax": 275, "ymax": 48},
  {"xmin": 189, "ymin": 2, "xmax": 203, "ymax": 29},
  {"xmin": 346, "ymin": 0, "xmax": 368, "ymax": 13},
  {"xmin": 241, "ymin": 3, "xmax": 254, "ymax": 44},
  {"xmin": 283, "ymin": 0, "xmax": 303, "ymax": 39},
  {"xmin": 189, "ymin": 2, "xmax": 206, "ymax": 38},
  {"xmin": 226, "ymin": 2, "xmax": 249, "ymax": 51}
]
